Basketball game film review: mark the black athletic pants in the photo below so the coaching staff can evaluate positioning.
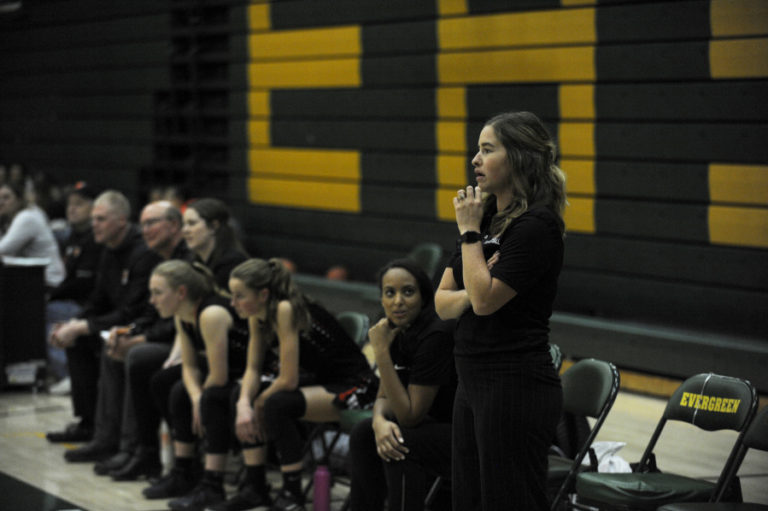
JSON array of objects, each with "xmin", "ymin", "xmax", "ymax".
[{"xmin": 165, "ymin": 378, "xmax": 237, "ymax": 454}]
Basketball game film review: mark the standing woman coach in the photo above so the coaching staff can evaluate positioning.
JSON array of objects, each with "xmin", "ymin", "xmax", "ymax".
[{"xmin": 435, "ymin": 111, "xmax": 566, "ymax": 510}]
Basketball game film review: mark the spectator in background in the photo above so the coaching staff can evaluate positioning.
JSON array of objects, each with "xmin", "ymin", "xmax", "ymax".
[
  {"xmin": 46, "ymin": 191, "xmax": 161, "ymax": 449},
  {"xmin": 7, "ymin": 162, "xmax": 30, "ymax": 198},
  {"xmin": 100, "ymin": 200, "xmax": 194, "ymax": 481},
  {"xmin": 46, "ymin": 182, "xmax": 103, "ymax": 389},
  {"xmin": 183, "ymin": 198, "xmax": 248, "ymax": 289},
  {"xmin": 148, "ymin": 185, "xmax": 190, "ymax": 213},
  {"xmin": 162, "ymin": 185, "xmax": 190, "ymax": 213},
  {"xmin": 0, "ymin": 181, "xmax": 66, "ymax": 290},
  {"xmin": 7, "ymin": 162, "xmax": 26, "ymax": 187},
  {"xmin": 30, "ymin": 168, "xmax": 66, "ymax": 223}
]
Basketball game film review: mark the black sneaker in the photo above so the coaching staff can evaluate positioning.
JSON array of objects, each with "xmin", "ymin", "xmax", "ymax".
[
  {"xmin": 168, "ymin": 479, "xmax": 225, "ymax": 511},
  {"xmin": 142, "ymin": 466, "xmax": 200, "ymax": 500},
  {"xmin": 269, "ymin": 490, "xmax": 305, "ymax": 511},
  {"xmin": 206, "ymin": 484, "xmax": 272, "ymax": 511}
]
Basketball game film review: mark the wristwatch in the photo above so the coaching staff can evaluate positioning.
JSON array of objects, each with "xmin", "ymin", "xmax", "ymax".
[{"xmin": 460, "ymin": 231, "xmax": 482, "ymax": 244}]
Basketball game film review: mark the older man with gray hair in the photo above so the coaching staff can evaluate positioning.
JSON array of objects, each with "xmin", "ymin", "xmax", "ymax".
[{"xmin": 47, "ymin": 191, "xmax": 161, "ymax": 456}]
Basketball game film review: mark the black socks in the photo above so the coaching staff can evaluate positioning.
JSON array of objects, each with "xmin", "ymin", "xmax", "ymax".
[
  {"xmin": 202, "ymin": 469, "xmax": 224, "ymax": 489},
  {"xmin": 282, "ymin": 469, "xmax": 303, "ymax": 499}
]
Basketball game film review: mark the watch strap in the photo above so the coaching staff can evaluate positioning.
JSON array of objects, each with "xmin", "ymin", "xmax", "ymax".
[{"xmin": 460, "ymin": 231, "xmax": 482, "ymax": 244}]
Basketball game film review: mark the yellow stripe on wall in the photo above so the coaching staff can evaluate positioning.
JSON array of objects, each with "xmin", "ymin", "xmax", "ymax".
[
  {"xmin": 248, "ymin": 26, "xmax": 361, "ymax": 60},
  {"xmin": 564, "ymin": 197, "xmax": 595, "ymax": 234},
  {"xmin": 439, "ymin": 47, "xmax": 595, "ymax": 84},
  {"xmin": 248, "ymin": 177, "xmax": 360, "ymax": 212},
  {"xmin": 247, "ymin": 58, "xmax": 361, "ymax": 88},
  {"xmin": 437, "ymin": 121, "xmax": 466, "ymax": 153},
  {"xmin": 709, "ymin": 164, "xmax": 768, "ymax": 206},
  {"xmin": 438, "ymin": 8, "xmax": 595, "ymax": 50},
  {"xmin": 437, "ymin": 87, "xmax": 466, "ymax": 119},
  {"xmin": 709, "ymin": 206, "xmax": 768, "ymax": 248},
  {"xmin": 438, "ymin": 0, "xmax": 468, "ymax": 16},
  {"xmin": 710, "ymin": 38, "xmax": 768, "ymax": 79},
  {"xmin": 247, "ymin": 4, "xmax": 270, "ymax": 31},
  {"xmin": 436, "ymin": 154, "xmax": 467, "ymax": 221},
  {"xmin": 711, "ymin": 0, "xmax": 768, "ymax": 37},
  {"xmin": 249, "ymin": 148, "xmax": 360, "ymax": 180},
  {"xmin": 562, "ymin": 159, "xmax": 595, "ymax": 195},
  {"xmin": 437, "ymin": 155, "xmax": 467, "ymax": 188},
  {"xmin": 437, "ymin": 188, "xmax": 460, "ymax": 222},
  {"xmin": 247, "ymin": 92, "xmax": 270, "ymax": 117},
  {"xmin": 559, "ymin": 122, "xmax": 595, "ymax": 158},
  {"xmin": 248, "ymin": 120, "xmax": 270, "ymax": 146},
  {"xmin": 436, "ymin": 87, "xmax": 467, "ymax": 221},
  {"xmin": 559, "ymin": 85, "xmax": 595, "ymax": 120}
]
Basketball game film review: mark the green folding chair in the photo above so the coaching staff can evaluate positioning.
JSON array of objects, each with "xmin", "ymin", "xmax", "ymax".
[
  {"xmin": 550, "ymin": 358, "xmax": 621, "ymax": 510},
  {"xmin": 335, "ymin": 310, "xmax": 370, "ymax": 348},
  {"xmin": 571, "ymin": 373, "xmax": 758, "ymax": 511},
  {"xmin": 407, "ymin": 242, "xmax": 444, "ymax": 281},
  {"xmin": 657, "ymin": 404, "xmax": 768, "ymax": 511}
]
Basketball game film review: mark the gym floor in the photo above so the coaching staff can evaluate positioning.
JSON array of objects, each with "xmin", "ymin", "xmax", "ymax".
[{"xmin": 0, "ymin": 387, "xmax": 766, "ymax": 510}]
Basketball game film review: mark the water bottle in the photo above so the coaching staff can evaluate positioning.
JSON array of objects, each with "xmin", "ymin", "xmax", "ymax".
[{"xmin": 312, "ymin": 464, "xmax": 331, "ymax": 511}]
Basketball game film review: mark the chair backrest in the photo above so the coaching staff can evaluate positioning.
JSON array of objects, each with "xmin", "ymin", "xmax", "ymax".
[
  {"xmin": 407, "ymin": 242, "xmax": 443, "ymax": 281},
  {"xmin": 636, "ymin": 373, "xmax": 758, "ymax": 492},
  {"xmin": 335, "ymin": 311, "xmax": 370, "ymax": 348},
  {"xmin": 561, "ymin": 358, "xmax": 620, "ymax": 419},
  {"xmin": 550, "ymin": 358, "xmax": 620, "ymax": 510},
  {"xmin": 664, "ymin": 373, "xmax": 757, "ymax": 432}
]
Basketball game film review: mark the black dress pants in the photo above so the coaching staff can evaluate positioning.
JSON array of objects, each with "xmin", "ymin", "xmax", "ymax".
[
  {"xmin": 127, "ymin": 342, "xmax": 172, "ymax": 449},
  {"xmin": 65, "ymin": 333, "xmax": 101, "ymax": 426},
  {"xmin": 452, "ymin": 354, "xmax": 562, "ymax": 511}
]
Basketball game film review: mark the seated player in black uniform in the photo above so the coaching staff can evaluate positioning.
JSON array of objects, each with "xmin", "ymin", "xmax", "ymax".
[
  {"xmin": 212, "ymin": 258, "xmax": 377, "ymax": 511},
  {"xmin": 140, "ymin": 260, "xmax": 249, "ymax": 511}
]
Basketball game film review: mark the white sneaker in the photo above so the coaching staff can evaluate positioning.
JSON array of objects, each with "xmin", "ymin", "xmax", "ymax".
[{"xmin": 50, "ymin": 377, "xmax": 71, "ymax": 395}]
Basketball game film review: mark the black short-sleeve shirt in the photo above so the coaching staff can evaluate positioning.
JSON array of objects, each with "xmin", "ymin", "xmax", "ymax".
[
  {"xmin": 391, "ymin": 308, "xmax": 456, "ymax": 423},
  {"xmin": 449, "ymin": 205, "xmax": 564, "ymax": 358}
]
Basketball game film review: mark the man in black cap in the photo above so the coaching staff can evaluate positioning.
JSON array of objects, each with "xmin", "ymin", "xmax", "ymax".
[{"xmin": 45, "ymin": 182, "xmax": 104, "ymax": 392}]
